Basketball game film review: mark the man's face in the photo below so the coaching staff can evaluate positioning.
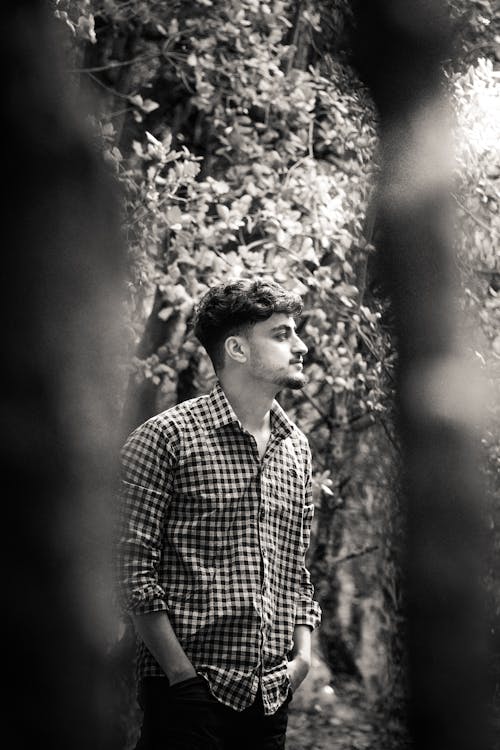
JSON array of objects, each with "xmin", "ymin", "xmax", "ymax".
[{"xmin": 244, "ymin": 313, "xmax": 308, "ymax": 391}]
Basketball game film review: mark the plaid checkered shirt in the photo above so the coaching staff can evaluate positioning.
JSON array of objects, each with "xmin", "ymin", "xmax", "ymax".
[{"xmin": 116, "ymin": 381, "xmax": 321, "ymax": 715}]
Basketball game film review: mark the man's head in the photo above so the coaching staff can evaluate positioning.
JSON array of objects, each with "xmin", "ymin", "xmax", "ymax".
[{"xmin": 192, "ymin": 278, "xmax": 308, "ymax": 390}]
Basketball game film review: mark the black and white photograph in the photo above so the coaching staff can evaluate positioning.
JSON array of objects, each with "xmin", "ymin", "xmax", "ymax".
[{"xmin": 4, "ymin": 2, "xmax": 500, "ymax": 749}]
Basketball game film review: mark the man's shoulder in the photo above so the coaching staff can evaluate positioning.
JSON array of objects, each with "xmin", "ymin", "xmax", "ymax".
[
  {"xmin": 272, "ymin": 398, "xmax": 306, "ymax": 438},
  {"xmin": 125, "ymin": 393, "xmax": 211, "ymax": 447},
  {"xmin": 271, "ymin": 397, "xmax": 310, "ymax": 460},
  {"xmin": 282, "ymin": 415, "xmax": 310, "ymax": 460},
  {"xmin": 290, "ymin": 416, "xmax": 308, "ymax": 440},
  {"xmin": 154, "ymin": 392, "xmax": 210, "ymax": 427}
]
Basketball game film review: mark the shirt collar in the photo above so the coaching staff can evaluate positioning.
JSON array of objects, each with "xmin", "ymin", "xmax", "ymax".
[
  {"xmin": 208, "ymin": 381, "xmax": 294, "ymax": 440},
  {"xmin": 208, "ymin": 381, "xmax": 241, "ymax": 430}
]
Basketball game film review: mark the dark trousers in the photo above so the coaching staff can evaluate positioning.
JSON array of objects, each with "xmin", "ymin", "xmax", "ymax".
[{"xmin": 135, "ymin": 676, "xmax": 292, "ymax": 750}]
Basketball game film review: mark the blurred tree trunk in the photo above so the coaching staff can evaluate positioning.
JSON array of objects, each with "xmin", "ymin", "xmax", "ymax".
[
  {"xmin": 82, "ymin": 17, "xmax": 209, "ymax": 433},
  {"xmin": 2, "ymin": 3, "xmax": 125, "ymax": 749},
  {"xmin": 121, "ymin": 286, "xmax": 188, "ymax": 435},
  {"xmin": 351, "ymin": 2, "xmax": 492, "ymax": 749}
]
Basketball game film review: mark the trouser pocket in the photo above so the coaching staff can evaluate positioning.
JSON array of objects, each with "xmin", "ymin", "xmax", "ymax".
[
  {"xmin": 136, "ymin": 677, "xmax": 220, "ymax": 750},
  {"xmin": 168, "ymin": 675, "xmax": 214, "ymax": 703}
]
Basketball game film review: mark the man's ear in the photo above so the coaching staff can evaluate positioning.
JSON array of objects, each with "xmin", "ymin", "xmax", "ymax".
[{"xmin": 224, "ymin": 335, "xmax": 247, "ymax": 364}]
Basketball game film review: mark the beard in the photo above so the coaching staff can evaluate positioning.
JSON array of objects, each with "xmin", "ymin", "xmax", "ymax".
[
  {"xmin": 274, "ymin": 371, "xmax": 307, "ymax": 390},
  {"xmin": 248, "ymin": 345, "xmax": 307, "ymax": 391}
]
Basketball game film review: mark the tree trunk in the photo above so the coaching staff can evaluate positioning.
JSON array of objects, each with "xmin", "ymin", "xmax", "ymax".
[
  {"xmin": 2, "ymin": 4, "xmax": 125, "ymax": 748},
  {"xmin": 351, "ymin": 2, "xmax": 492, "ymax": 748},
  {"xmin": 121, "ymin": 288, "xmax": 188, "ymax": 435}
]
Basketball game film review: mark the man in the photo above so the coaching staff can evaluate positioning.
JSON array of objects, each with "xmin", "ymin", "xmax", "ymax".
[{"xmin": 116, "ymin": 278, "xmax": 321, "ymax": 749}]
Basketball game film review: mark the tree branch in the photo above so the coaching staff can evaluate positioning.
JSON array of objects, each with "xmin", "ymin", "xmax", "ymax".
[
  {"xmin": 380, "ymin": 417, "xmax": 401, "ymax": 456},
  {"xmin": 452, "ymin": 193, "xmax": 499, "ymax": 240},
  {"xmin": 330, "ymin": 544, "xmax": 379, "ymax": 566},
  {"xmin": 66, "ymin": 53, "xmax": 156, "ymax": 74}
]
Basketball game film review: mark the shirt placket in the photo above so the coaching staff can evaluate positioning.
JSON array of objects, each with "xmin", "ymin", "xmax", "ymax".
[
  {"xmin": 256, "ymin": 432, "xmax": 283, "ymax": 707},
  {"xmin": 219, "ymin": 408, "xmax": 291, "ymax": 712}
]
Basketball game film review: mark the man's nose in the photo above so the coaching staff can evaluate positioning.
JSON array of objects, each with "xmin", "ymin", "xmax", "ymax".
[{"xmin": 293, "ymin": 335, "xmax": 308, "ymax": 356}]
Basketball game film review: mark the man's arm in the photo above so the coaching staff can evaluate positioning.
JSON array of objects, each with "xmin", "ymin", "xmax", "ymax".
[
  {"xmin": 294, "ymin": 443, "xmax": 322, "ymax": 631},
  {"xmin": 287, "ymin": 624, "xmax": 312, "ymax": 691},
  {"xmin": 287, "ymin": 443, "xmax": 322, "ymax": 691},
  {"xmin": 131, "ymin": 612, "xmax": 196, "ymax": 684},
  {"xmin": 116, "ymin": 420, "xmax": 195, "ymax": 682}
]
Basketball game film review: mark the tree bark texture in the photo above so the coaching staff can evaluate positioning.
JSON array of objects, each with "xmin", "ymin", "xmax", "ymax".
[
  {"xmin": 351, "ymin": 2, "xmax": 492, "ymax": 749},
  {"xmin": 2, "ymin": 3, "xmax": 125, "ymax": 748}
]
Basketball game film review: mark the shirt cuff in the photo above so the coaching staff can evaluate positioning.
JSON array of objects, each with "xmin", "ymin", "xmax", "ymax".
[
  {"xmin": 129, "ymin": 597, "xmax": 168, "ymax": 616},
  {"xmin": 295, "ymin": 599, "xmax": 322, "ymax": 631}
]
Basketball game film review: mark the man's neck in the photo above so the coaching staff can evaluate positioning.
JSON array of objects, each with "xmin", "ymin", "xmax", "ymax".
[{"xmin": 218, "ymin": 375, "xmax": 275, "ymax": 434}]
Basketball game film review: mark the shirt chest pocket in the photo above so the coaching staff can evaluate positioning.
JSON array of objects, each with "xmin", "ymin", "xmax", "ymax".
[
  {"xmin": 267, "ymin": 453, "xmax": 304, "ymax": 502},
  {"xmin": 172, "ymin": 458, "xmax": 244, "ymax": 520},
  {"xmin": 266, "ymin": 465, "xmax": 304, "ymax": 536}
]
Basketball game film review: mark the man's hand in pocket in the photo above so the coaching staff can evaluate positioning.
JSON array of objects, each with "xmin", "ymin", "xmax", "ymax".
[
  {"xmin": 168, "ymin": 675, "xmax": 213, "ymax": 702},
  {"xmin": 286, "ymin": 655, "xmax": 310, "ymax": 693}
]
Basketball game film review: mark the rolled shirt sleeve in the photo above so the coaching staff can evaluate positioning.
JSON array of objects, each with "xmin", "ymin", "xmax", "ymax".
[
  {"xmin": 115, "ymin": 420, "xmax": 176, "ymax": 615},
  {"xmin": 294, "ymin": 446, "xmax": 322, "ymax": 630}
]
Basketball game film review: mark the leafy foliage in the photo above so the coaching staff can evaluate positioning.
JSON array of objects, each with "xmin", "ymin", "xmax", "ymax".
[
  {"xmin": 452, "ymin": 56, "xmax": 500, "ymax": 675},
  {"xmin": 55, "ymin": 0, "xmax": 500, "ymax": 733}
]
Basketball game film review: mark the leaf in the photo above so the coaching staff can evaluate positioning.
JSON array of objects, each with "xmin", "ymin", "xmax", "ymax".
[
  {"xmin": 158, "ymin": 307, "xmax": 173, "ymax": 322},
  {"xmin": 145, "ymin": 131, "xmax": 162, "ymax": 147},
  {"xmin": 166, "ymin": 206, "xmax": 183, "ymax": 225},
  {"xmin": 141, "ymin": 99, "xmax": 160, "ymax": 113},
  {"xmin": 102, "ymin": 123, "xmax": 115, "ymax": 137},
  {"xmin": 216, "ymin": 204, "xmax": 230, "ymax": 220},
  {"xmin": 333, "ymin": 283, "xmax": 359, "ymax": 298},
  {"xmin": 77, "ymin": 15, "xmax": 97, "ymax": 44}
]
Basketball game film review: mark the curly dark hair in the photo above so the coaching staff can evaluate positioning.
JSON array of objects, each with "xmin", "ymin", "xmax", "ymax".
[{"xmin": 192, "ymin": 278, "xmax": 303, "ymax": 372}]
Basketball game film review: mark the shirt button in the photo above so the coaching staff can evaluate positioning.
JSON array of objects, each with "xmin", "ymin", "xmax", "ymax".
[{"xmin": 259, "ymin": 508, "xmax": 265, "ymax": 522}]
